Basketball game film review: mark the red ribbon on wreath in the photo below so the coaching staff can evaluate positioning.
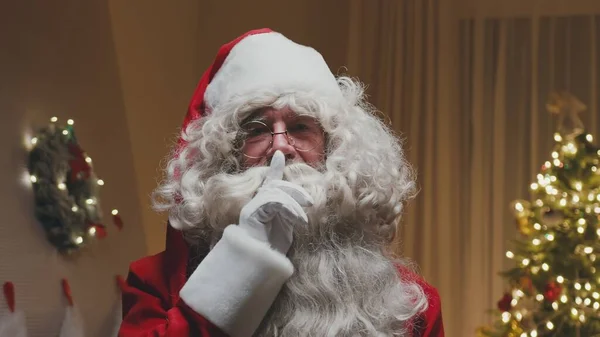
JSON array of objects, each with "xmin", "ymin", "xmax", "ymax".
[{"xmin": 68, "ymin": 143, "xmax": 91, "ymax": 181}]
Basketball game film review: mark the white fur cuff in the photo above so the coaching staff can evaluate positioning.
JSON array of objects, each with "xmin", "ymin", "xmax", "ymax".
[{"xmin": 179, "ymin": 225, "xmax": 294, "ymax": 337}]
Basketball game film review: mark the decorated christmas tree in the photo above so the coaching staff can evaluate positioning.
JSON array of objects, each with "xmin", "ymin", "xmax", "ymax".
[{"xmin": 478, "ymin": 92, "xmax": 600, "ymax": 337}]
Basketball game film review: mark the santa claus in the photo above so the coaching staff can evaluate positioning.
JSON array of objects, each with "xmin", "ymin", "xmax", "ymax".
[{"xmin": 119, "ymin": 29, "xmax": 444, "ymax": 337}]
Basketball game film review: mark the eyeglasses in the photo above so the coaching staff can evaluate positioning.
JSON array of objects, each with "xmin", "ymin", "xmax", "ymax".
[{"xmin": 240, "ymin": 115, "xmax": 324, "ymax": 159}]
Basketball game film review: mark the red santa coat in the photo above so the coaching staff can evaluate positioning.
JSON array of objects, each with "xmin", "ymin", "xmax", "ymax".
[{"xmin": 119, "ymin": 226, "xmax": 444, "ymax": 337}]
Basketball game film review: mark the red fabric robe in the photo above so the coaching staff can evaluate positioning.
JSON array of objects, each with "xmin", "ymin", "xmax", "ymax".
[{"xmin": 119, "ymin": 226, "xmax": 444, "ymax": 337}]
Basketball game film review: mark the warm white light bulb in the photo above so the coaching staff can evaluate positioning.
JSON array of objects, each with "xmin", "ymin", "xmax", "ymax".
[
  {"xmin": 85, "ymin": 157, "xmax": 92, "ymax": 163},
  {"xmin": 75, "ymin": 236, "xmax": 83, "ymax": 244},
  {"xmin": 561, "ymin": 295, "xmax": 568, "ymax": 303},
  {"xmin": 542, "ymin": 263, "xmax": 549, "ymax": 271},
  {"xmin": 530, "ymin": 330, "xmax": 538, "ymax": 337},
  {"xmin": 578, "ymin": 227, "xmax": 585, "ymax": 234},
  {"xmin": 50, "ymin": 116, "xmax": 58, "ymax": 122},
  {"xmin": 575, "ymin": 283, "xmax": 582, "ymax": 290},
  {"xmin": 57, "ymin": 183, "xmax": 66, "ymax": 190},
  {"xmin": 554, "ymin": 133, "xmax": 562, "ymax": 142},
  {"xmin": 584, "ymin": 247, "xmax": 594, "ymax": 254},
  {"xmin": 534, "ymin": 223, "xmax": 542, "ymax": 230},
  {"xmin": 62, "ymin": 130, "xmax": 68, "ymax": 135},
  {"xmin": 585, "ymin": 282, "xmax": 592, "ymax": 291},
  {"xmin": 546, "ymin": 321, "xmax": 554, "ymax": 330},
  {"xmin": 31, "ymin": 137, "xmax": 38, "ymax": 145},
  {"xmin": 112, "ymin": 209, "xmax": 119, "ymax": 215},
  {"xmin": 97, "ymin": 179, "xmax": 104, "ymax": 186},
  {"xmin": 501, "ymin": 312, "xmax": 511, "ymax": 323},
  {"xmin": 30, "ymin": 175, "xmax": 37, "ymax": 183},
  {"xmin": 71, "ymin": 206, "xmax": 78, "ymax": 212},
  {"xmin": 557, "ymin": 276, "xmax": 564, "ymax": 283},
  {"xmin": 546, "ymin": 233, "xmax": 554, "ymax": 241},
  {"xmin": 552, "ymin": 302, "xmax": 559, "ymax": 310},
  {"xmin": 88, "ymin": 227, "xmax": 96, "ymax": 235},
  {"xmin": 532, "ymin": 238, "xmax": 541, "ymax": 245},
  {"xmin": 506, "ymin": 251, "xmax": 514, "ymax": 259},
  {"xmin": 86, "ymin": 198, "xmax": 94, "ymax": 205},
  {"xmin": 594, "ymin": 302, "xmax": 600, "ymax": 310},
  {"xmin": 536, "ymin": 294, "xmax": 544, "ymax": 301},
  {"xmin": 587, "ymin": 134, "xmax": 593, "ymax": 142},
  {"xmin": 522, "ymin": 258, "xmax": 530, "ymax": 266},
  {"xmin": 67, "ymin": 119, "xmax": 74, "ymax": 125}
]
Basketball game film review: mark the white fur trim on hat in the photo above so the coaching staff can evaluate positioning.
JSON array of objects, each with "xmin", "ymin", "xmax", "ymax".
[
  {"xmin": 179, "ymin": 225, "xmax": 294, "ymax": 337},
  {"xmin": 205, "ymin": 32, "xmax": 343, "ymax": 112}
]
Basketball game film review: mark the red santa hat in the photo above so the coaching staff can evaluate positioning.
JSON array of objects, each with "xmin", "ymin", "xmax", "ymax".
[{"xmin": 179, "ymin": 28, "xmax": 342, "ymax": 148}]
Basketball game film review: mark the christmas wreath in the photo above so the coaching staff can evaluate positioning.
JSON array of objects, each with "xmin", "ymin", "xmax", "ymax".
[{"xmin": 27, "ymin": 117, "xmax": 107, "ymax": 253}]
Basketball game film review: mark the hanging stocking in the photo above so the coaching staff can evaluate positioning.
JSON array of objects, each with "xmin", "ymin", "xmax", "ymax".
[
  {"xmin": 111, "ymin": 275, "xmax": 127, "ymax": 337},
  {"xmin": 59, "ymin": 279, "xmax": 85, "ymax": 337},
  {"xmin": 0, "ymin": 282, "xmax": 28, "ymax": 337}
]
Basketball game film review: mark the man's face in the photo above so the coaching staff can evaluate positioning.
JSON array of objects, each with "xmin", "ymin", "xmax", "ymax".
[{"xmin": 240, "ymin": 107, "xmax": 326, "ymax": 167}]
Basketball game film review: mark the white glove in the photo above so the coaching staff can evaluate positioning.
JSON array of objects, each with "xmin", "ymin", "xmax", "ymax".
[{"xmin": 238, "ymin": 150, "xmax": 313, "ymax": 255}]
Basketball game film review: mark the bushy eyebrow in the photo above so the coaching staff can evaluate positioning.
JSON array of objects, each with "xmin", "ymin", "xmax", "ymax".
[{"xmin": 240, "ymin": 109, "xmax": 309, "ymax": 125}]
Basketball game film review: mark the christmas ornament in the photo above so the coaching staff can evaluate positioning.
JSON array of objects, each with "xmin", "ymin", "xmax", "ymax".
[
  {"xmin": 507, "ymin": 319, "xmax": 524, "ymax": 336},
  {"xmin": 511, "ymin": 200, "xmax": 534, "ymax": 235},
  {"xmin": 27, "ymin": 117, "xmax": 107, "ymax": 253},
  {"xmin": 518, "ymin": 276, "xmax": 534, "ymax": 294},
  {"xmin": 516, "ymin": 217, "xmax": 533, "ymax": 236},
  {"xmin": 544, "ymin": 281, "xmax": 561, "ymax": 302},
  {"xmin": 497, "ymin": 292, "xmax": 512, "ymax": 311}
]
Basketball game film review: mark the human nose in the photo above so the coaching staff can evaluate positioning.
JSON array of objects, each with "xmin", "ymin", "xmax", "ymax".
[{"xmin": 266, "ymin": 126, "xmax": 297, "ymax": 161}]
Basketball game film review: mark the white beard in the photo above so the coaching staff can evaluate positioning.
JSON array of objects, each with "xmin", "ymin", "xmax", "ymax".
[{"xmin": 186, "ymin": 163, "xmax": 427, "ymax": 337}]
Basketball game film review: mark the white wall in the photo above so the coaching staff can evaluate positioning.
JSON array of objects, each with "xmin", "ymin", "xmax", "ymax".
[{"xmin": 0, "ymin": 1, "xmax": 146, "ymax": 336}]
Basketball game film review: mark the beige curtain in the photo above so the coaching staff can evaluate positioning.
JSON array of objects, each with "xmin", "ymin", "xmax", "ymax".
[{"xmin": 347, "ymin": 1, "xmax": 600, "ymax": 336}]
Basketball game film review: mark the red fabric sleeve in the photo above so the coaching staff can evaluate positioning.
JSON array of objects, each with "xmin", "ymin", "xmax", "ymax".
[
  {"xmin": 396, "ymin": 266, "xmax": 445, "ymax": 337},
  {"xmin": 414, "ymin": 283, "xmax": 444, "ymax": 337},
  {"xmin": 118, "ymin": 259, "xmax": 227, "ymax": 337}
]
